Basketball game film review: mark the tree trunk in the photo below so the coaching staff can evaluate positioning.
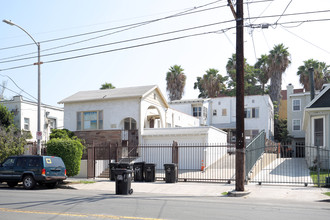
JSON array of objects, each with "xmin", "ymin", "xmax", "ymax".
[{"xmin": 269, "ymin": 71, "xmax": 282, "ymax": 115}]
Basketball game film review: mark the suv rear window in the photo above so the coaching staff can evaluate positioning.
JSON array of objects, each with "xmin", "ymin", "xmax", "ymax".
[{"xmin": 44, "ymin": 157, "xmax": 65, "ymax": 167}]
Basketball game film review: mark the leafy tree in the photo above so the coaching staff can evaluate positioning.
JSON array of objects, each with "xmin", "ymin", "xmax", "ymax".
[
  {"xmin": 0, "ymin": 125, "xmax": 29, "ymax": 163},
  {"xmin": 225, "ymin": 54, "xmax": 263, "ymax": 96},
  {"xmin": 297, "ymin": 59, "xmax": 330, "ymax": 91},
  {"xmin": 194, "ymin": 68, "xmax": 228, "ymax": 98},
  {"xmin": 47, "ymin": 138, "xmax": 84, "ymax": 177},
  {"xmin": 166, "ymin": 65, "xmax": 186, "ymax": 101},
  {"xmin": 274, "ymin": 119, "xmax": 292, "ymax": 143},
  {"xmin": 268, "ymin": 44, "xmax": 291, "ymax": 115},
  {"xmin": 0, "ymin": 104, "xmax": 14, "ymax": 128},
  {"xmin": 100, "ymin": 82, "xmax": 116, "ymax": 90},
  {"xmin": 50, "ymin": 129, "xmax": 75, "ymax": 140}
]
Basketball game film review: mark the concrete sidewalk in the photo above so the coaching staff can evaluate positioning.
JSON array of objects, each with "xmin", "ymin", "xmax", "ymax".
[{"xmin": 64, "ymin": 178, "xmax": 330, "ymax": 202}]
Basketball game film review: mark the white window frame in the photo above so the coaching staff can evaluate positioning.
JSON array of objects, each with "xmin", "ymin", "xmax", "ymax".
[
  {"xmin": 213, "ymin": 109, "xmax": 217, "ymax": 116},
  {"xmin": 24, "ymin": 118, "xmax": 30, "ymax": 130},
  {"xmin": 77, "ymin": 110, "xmax": 103, "ymax": 131},
  {"xmin": 292, "ymin": 99, "xmax": 301, "ymax": 111},
  {"xmin": 193, "ymin": 106, "xmax": 202, "ymax": 117},
  {"xmin": 292, "ymin": 119, "xmax": 301, "ymax": 131},
  {"xmin": 312, "ymin": 116, "xmax": 325, "ymax": 147}
]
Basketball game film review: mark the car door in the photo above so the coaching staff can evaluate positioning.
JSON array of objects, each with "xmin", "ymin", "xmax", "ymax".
[
  {"xmin": 0, "ymin": 157, "xmax": 16, "ymax": 181},
  {"xmin": 13, "ymin": 157, "xmax": 28, "ymax": 181}
]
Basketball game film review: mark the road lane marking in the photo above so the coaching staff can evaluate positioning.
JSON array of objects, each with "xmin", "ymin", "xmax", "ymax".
[{"xmin": 0, "ymin": 208, "xmax": 165, "ymax": 220}]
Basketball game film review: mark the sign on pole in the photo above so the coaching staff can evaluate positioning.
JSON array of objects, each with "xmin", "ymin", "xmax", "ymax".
[{"xmin": 36, "ymin": 131, "xmax": 42, "ymax": 140}]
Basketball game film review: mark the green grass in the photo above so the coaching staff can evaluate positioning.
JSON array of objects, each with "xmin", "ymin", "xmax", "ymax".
[
  {"xmin": 310, "ymin": 170, "xmax": 330, "ymax": 187},
  {"xmin": 323, "ymin": 192, "xmax": 330, "ymax": 197},
  {"xmin": 221, "ymin": 192, "xmax": 228, "ymax": 196},
  {"xmin": 77, "ymin": 180, "xmax": 96, "ymax": 184}
]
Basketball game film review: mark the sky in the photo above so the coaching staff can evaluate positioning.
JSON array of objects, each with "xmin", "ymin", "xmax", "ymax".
[{"xmin": 1, "ymin": 0, "xmax": 330, "ymax": 107}]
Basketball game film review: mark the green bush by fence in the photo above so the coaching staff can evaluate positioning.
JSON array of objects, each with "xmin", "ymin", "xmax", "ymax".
[{"xmin": 46, "ymin": 138, "xmax": 84, "ymax": 177}]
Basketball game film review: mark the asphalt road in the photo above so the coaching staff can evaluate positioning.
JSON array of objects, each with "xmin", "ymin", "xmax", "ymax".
[{"xmin": 0, "ymin": 185, "xmax": 329, "ymax": 220}]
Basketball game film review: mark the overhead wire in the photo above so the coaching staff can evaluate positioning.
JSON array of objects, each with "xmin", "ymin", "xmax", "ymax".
[
  {"xmin": 0, "ymin": 0, "xmax": 226, "ymax": 52},
  {"xmin": 0, "ymin": 73, "xmax": 37, "ymax": 101},
  {"xmin": 0, "ymin": 0, "xmax": 274, "ymax": 61},
  {"xmin": 2, "ymin": 9, "xmax": 330, "ymax": 64},
  {"xmin": 274, "ymin": 0, "xmax": 293, "ymax": 27},
  {"xmin": 0, "ymin": 18, "xmax": 236, "ymax": 64}
]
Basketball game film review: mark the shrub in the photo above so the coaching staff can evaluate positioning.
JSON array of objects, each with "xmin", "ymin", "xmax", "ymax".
[{"xmin": 46, "ymin": 138, "xmax": 84, "ymax": 177}]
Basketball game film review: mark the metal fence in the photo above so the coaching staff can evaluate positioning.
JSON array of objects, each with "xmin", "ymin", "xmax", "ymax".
[
  {"xmin": 135, "ymin": 143, "xmax": 235, "ymax": 182},
  {"xmin": 246, "ymin": 142, "xmax": 330, "ymax": 187},
  {"xmin": 84, "ymin": 138, "xmax": 330, "ymax": 187}
]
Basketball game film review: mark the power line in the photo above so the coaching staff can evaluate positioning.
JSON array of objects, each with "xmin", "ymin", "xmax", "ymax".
[
  {"xmin": 0, "ymin": 73, "xmax": 37, "ymax": 101},
  {"xmin": 280, "ymin": 25, "xmax": 330, "ymax": 55},
  {"xmin": 0, "ymin": 83, "xmax": 36, "ymax": 103},
  {"xmin": 275, "ymin": 0, "xmax": 293, "ymax": 25},
  {"xmin": 0, "ymin": 0, "xmax": 274, "ymax": 61},
  {"xmin": 0, "ymin": 18, "xmax": 236, "ymax": 64},
  {"xmin": 2, "ymin": 8, "xmax": 330, "ymax": 64},
  {"xmin": 1, "ymin": 17, "xmax": 330, "ymax": 72},
  {"xmin": 0, "ymin": 0, "xmax": 226, "ymax": 51}
]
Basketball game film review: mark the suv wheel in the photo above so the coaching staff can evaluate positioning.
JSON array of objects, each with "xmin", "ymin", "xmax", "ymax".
[
  {"xmin": 23, "ymin": 175, "xmax": 36, "ymax": 190},
  {"xmin": 7, "ymin": 181, "xmax": 18, "ymax": 188}
]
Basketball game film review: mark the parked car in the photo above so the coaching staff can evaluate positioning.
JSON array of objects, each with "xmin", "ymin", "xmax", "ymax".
[{"xmin": 0, "ymin": 155, "xmax": 67, "ymax": 189}]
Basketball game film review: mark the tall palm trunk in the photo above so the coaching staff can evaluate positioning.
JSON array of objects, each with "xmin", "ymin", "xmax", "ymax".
[{"xmin": 269, "ymin": 71, "xmax": 282, "ymax": 115}]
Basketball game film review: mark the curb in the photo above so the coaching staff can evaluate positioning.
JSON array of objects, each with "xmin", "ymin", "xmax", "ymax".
[{"xmin": 227, "ymin": 189, "xmax": 251, "ymax": 197}]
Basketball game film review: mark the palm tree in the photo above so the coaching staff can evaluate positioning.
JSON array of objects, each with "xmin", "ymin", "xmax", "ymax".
[
  {"xmin": 268, "ymin": 44, "xmax": 291, "ymax": 114},
  {"xmin": 254, "ymin": 54, "xmax": 270, "ymax": 95},
  {"xmin": 297, "ymin": 59, "xmax": 330, "ymax": 91},
  {"xmin": 226, "ymin": 54, "xmax": 237, "ymax": 82},
  {"xmin": 100, "ymin": 82, "xmax": 116, "ymax": 90},
  {"xmin": 201, "ymin": 69, "xmax": 227, "ymax": 98},
  {"xmin": 166, "ymin": 65, "xmax": 186, "ymax": 101}
]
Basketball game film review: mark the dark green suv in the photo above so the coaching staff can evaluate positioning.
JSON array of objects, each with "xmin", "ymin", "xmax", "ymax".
[{"xmin": 0, "ymin": 155, "xmax": 67, "ymax": 189}]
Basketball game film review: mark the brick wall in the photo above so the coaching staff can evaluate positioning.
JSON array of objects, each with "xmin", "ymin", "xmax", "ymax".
[{"xmin": 74, "ymin": 130, "xmax": 122, "ymax": 146}]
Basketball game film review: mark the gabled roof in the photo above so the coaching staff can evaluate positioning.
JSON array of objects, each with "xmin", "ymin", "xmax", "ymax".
[
  {"xmin": 59, "ymin": 85, "xmax": 168, "ymax": 107},
  {"xmin": 305, "ymin": 84, "xmax": 330, "ymax": 109}
]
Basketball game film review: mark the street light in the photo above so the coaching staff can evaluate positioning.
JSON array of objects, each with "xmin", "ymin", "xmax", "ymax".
[{"xmin": 3, "ymin": 19, "xmax": 42, "ymax": 155}]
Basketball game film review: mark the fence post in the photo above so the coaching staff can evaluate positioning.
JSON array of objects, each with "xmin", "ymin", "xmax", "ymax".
[
  {"xmin": 172, "ymin": 141, "xmax": 178, "ymax": 164},
  {"xmin": 317, "ymin": 145, "xmax": 320, "ymax": 187}
]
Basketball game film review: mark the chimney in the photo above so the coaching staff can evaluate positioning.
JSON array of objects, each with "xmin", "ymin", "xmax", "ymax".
[
  {"xmin": 287, "ymin": 83, "xmax": 294, "ymax": 97},
  {"xmin": 308, "ymin": 68, "xmax": 315, "ymax": 101}
]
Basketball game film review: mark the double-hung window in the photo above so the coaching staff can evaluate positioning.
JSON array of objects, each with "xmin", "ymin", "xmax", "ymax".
[
  {"xmin": 244, "ymin": 108, "xmax": 259, "ymax": 118},
  {"xmin": 292, "ymin": 119, "xmax": 301, "ymax": 131},
  {"xmin": 292, "ymin": 99, "xmax": 301, "ymax": 111},
  {"xmin": 193, "ymin": 107, "xmax": 202, "ymax": 117},
  {"xmin": 24, "ymin": 118, "xmax": 30, "ymax": 130},
  {"xmin": 77, "ymin": 111, "xmax": 103, "ymax": 130},
  {"xmin": 314, "ymin": 117, "xmax": 324, "ymax": 146}
]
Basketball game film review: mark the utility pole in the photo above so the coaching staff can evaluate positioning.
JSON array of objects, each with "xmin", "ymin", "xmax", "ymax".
[{"xmin": 228, "ymin": 0, "xmax": 245, "ymax": 191}]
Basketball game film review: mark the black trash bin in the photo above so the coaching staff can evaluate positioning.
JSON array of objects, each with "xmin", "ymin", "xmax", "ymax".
[
  {"xmin": 164, "ymin": 163, "xmax": 178, "ymax": 183},
  {"xmin": 145, "ymin": 163, "xmax": 156, "ymax": 182},
  {"xmin": 118, "ymin": 163, "xmax": 132, "ymax": 170},
  {"xmin": 109, "ymin": 162, "xmax": 119, "ymax": 181},
  {"xmin": 133, "ymin": 162, "xmax": 145, "ymax": 182},
  {"xmin": 114, "ymin": 168, "xmax": 133, "ymax": 195}
]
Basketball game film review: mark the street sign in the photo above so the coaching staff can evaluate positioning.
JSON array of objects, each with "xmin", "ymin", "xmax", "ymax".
[{"xmin": 36, "ymin": 131, "xmax": 42, "ymax": 140}]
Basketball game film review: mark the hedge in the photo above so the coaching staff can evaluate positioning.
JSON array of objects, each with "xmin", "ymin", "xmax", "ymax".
[{"xmin": 46, "ymin": 138, "xmax": 84, "ymax": 177}]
